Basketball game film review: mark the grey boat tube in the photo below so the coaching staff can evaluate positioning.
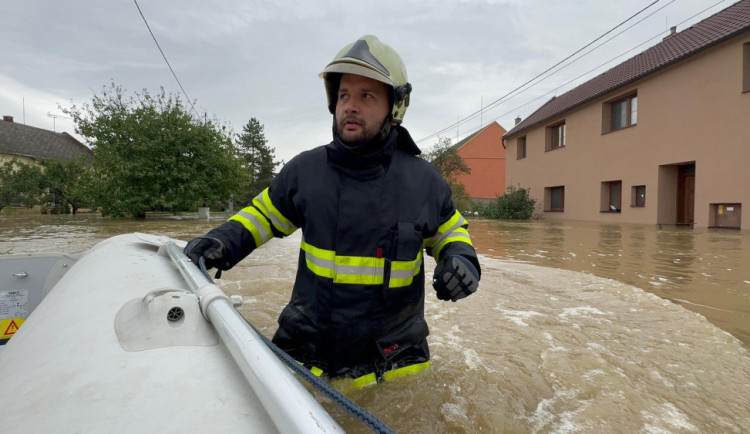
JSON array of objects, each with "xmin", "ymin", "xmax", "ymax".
[{"xmin": 164, "ymin": 242, "xmax": 343, "ymax": 433}]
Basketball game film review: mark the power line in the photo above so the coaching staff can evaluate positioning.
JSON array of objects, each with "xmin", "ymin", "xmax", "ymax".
[
  {"xmin": 416, "ymin": 0, "xmax": 663, "ymax": 145},
  {"xmin": 133, "ymin": 0, "xmax": 200, "ymax": 118},
  {"xmin": 436, "ymin": 0, "xmax": 729, "ymax": 150},
  {"xmin": 478, "ymin": 0, "xmax": 678, "ymax": 120}
]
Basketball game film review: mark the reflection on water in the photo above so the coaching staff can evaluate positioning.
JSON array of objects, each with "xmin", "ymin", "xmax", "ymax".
[
  {"xmin": 470, "ymin": 219, "xmax": 750, "ymax": 348},
  {"xmin": 2, "ymin": 213, "xmax": 750, "ymax": 432}
]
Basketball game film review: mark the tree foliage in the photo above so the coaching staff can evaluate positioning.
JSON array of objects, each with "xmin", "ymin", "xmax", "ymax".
[
  {"xmin": 235, "ymin": 117, "xmax": 278, "ymax": 205},
  {"xmin": 421, "ymin": 137, "xmax": 471, "ymax": 210},
  {"xmin": 38, "ymin": 158, "xmax": 95, "ymax": 214},
  {"xmin": 484, "ymin": 185, "xmax": 537, "ymax": 220},
  {"xmin": 63, "ymin": 83, "xmax": 244, "ymax": 218},
  {"xmin": 0, "ymin": 159, "xmax": 44, "ymax": 211}
]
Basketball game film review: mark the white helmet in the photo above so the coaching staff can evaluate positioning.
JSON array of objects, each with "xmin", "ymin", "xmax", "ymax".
[{"xmin": 319, "ymin": 35, "xmax": 412, "ymax": 124}]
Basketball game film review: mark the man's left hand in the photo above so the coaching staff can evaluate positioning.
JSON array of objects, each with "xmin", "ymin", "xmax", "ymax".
[{"xmin": 433, "ymin": 255, "xmax": 479, "ymax": 302}]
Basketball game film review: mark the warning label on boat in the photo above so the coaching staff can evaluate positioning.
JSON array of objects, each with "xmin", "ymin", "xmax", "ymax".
[
  {"xmin": 1, "ymin": 318, "xmax": 24, "ymax": 339},
  {"xmin": 0, "ymin": 290, "xmax": 29, "ymax": 319}
]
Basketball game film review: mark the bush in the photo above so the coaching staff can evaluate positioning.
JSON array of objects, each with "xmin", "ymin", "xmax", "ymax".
[{"xmin": 484, "ymin": 185, "xmax": 536, "ymax": 220}]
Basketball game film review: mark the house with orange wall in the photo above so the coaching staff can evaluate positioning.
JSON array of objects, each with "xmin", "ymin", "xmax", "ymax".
[{"xmin": 451, "ymin": 121, "xmax": 507, "ymax": 205}]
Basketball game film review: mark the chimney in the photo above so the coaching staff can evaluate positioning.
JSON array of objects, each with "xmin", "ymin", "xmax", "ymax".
[
  {"xmin": 663, "ymin": 26, "xmax": 677, "ymax": 41},
  {"xmin": 514, "ymin": 116, "xmax": 522, "ymax": 126},
  {"xmin": 3, "ymin": 115, "xmax": 13, "ymax": 123}
]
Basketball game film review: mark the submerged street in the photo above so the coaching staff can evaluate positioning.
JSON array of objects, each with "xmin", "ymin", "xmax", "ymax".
[{"xmin": 2, "ymin": 213, "xmax": 749, "ymax": 432}]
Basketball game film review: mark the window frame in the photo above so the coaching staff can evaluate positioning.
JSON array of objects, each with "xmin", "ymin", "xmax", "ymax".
[
  {"xmin": 517, "ymin": 136, "xmax": 527, "ymax": 160},
  {"xmin": 546, "ymin": 186, "xmax": 565, "ymax": 212},
  {"xmin": 600, "ymin": 180, "xmax": 622, "ymax": 213},
  {"xmin": 603, "ymin": 91, "xmax": 638, "ymax": 133},
  {"xmin": 743, "ymin": 42, "xmax": 750, "ymax": 93},
  {"xmin": 546, "ymin": 121, "xmax": 566, "ymax": 151},
  {"xmin": 632, "ymin": 185, "xmax": 646, "ymax": 207}
]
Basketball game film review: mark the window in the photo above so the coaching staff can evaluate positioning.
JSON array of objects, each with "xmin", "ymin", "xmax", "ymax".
[
  {"xmin": 517, "ymin": 137, "xmax": 526, "ymax": 159},
  {"xmin": 546, "ymin": 122, "xmax": 566, "ymax": 151},
  {"xmin": 609, "ymin": 94, "xmax": 637, "ymax": 131},
  {"xmin": 744, "ymin": 42, "xmax": 750, "ymax": 93},
  {"xmin": 632, "ymin": 185, "xmax": 646, "ymax": 207},
  {"xmin": 601, "ymin": 180, "xmax": 621, "ymax": 212},
  {"xmin": 546, "ymin": 186, "xmax": 565, "ymax": 212}
]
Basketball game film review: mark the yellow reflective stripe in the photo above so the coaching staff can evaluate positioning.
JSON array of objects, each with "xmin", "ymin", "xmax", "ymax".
[
  {"xmin": 301, "ymin": 239, "xmax": 387, "ymax": 285},
  {"xmin": 389, "ymin": 250, "xmax": 423, "ymax": 288},
  {"xmin": 301, "ymin": 240, "xmax": 335, "ymax": 260},
  {"xmin": 305, "ymin": 258, "xmax": 335, "ymax": 279},
  {"xmin": 229, "ymin": 207, "xmax": 272, "ymax": 247},
  {"xmin": 296, "ymin": 361, "xmax": 324, "ymax": 377},
  {"xmin": 336, "ymin": 255, "xmax": 383, "ymax": 267},
  {"xmin": 253, "ymin": 188, "xmax": 296, "ymax": 235},
  {"xmin": 442, "ymin": 210, "xmax": 463, "ymax": 232},
  {"xmin": 383, "ymin": 361, "xmax": 431, "ymax": 381},
  {"xmin": 335, "ymin": 255, "xmax": 385, "ymax": 285},
  {"xmin": 425, "ymin": 210, "xmax": 464, "ymax": 249},
  {"xmin": 433, "ymin": 227, "xmax": 473, "ymax": 261},
  {"xmin": 352, "ymin": 372, "xmax": 377, "ymax": 388},
  {"xmin": 301, "ymin": 239, "xmax": 336, "ymax": 278}
]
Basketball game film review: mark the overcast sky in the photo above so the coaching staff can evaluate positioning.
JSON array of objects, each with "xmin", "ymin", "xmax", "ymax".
[{"xmin": 0, "ymin": 0, "xmax": 736, "ymax": 163}]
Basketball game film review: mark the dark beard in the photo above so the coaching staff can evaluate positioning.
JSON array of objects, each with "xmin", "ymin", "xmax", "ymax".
[
  {"xmin": 334, "ymin": 116, "xmax": 392, "ymax": 153},
  {"xmin": 336, "ymin": 118, "xmax": 380, "ymax": 146}
]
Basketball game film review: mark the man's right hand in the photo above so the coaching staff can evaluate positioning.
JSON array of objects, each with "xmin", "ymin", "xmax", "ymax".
[{"xmin": 183, "ymin": 237, "xmax": 230, "ymax": 270}]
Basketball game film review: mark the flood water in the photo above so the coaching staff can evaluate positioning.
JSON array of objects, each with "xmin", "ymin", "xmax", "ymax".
[{"xmin": 2, "ymin": 213, "xmax": 749, "ymax": 433}]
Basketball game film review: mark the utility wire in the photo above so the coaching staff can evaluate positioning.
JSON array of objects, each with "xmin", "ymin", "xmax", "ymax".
[
  {"xmin": 477, "ymin": 0, "xmax": 677, "ymax": 122},
  {"xmin": 133, "ymin": 0, "xmax": 200, "ymax": 119},
  {"xmin": 438, "ymin": 0, "xmax": 728, "ymax": 149},
  {"xmin": 416, "ymin": 0, "xmax": 663, "ymax": 145}
]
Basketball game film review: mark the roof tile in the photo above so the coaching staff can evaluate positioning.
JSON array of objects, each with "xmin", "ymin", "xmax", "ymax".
[{"xmin": 0, "ymin": 120, "xmax": 91, "ymax": 161}]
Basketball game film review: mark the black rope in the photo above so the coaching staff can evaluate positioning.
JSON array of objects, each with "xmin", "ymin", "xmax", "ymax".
[{"xmin": 197, "ymin": 257, "xmax": 394, "ymax": 434}]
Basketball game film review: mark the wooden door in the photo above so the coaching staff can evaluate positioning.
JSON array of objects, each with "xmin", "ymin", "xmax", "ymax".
[{"xmin": 677, "ymin": 165, "xmax": 695, "ymax": 225}]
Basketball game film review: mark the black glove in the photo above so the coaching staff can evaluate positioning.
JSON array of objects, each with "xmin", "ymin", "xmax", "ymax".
[
  {"xmin": 183, "ymin": 237, "xmax": 230, "ymax": 271},
  {"xmin": 433, "ymin": 255, "xmax": 479, "ymax": 302}
]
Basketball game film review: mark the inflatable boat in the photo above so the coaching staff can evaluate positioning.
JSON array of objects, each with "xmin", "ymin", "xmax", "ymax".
[{"xmin": 0, "ymin": 233, "xmax": 347, "ymax": 433}]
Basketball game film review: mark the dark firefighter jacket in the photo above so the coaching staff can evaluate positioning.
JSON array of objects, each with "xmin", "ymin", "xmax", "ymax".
[{"xmin": 205, "ymin": 126, "xmax": 480, "ymax": 378}]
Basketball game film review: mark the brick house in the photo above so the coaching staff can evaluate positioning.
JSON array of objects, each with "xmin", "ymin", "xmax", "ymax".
[{"xmin": 451, "ymin": 121, "xmax": 507, "ymax": 205}]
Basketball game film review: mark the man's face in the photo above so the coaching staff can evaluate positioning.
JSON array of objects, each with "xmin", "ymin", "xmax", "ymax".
[{"xmin": 335, "ymin": 74, "xmax": 392, "ymax": 145}]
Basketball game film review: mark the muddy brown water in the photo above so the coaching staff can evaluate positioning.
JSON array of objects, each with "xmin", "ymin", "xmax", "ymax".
[{"xmin": 2, "ymin": 213, "xmax": 749, "ymax": 433}]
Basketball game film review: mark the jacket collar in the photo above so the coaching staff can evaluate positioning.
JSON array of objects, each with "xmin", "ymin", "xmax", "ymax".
[{"xmin": 325, "ymin": 126, "xmax": 421, "ymax": 171}]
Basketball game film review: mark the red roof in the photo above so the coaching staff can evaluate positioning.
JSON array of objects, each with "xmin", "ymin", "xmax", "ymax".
[{"xmin": 504, "ymin": 0, "xmax": 750, "ymax": 138}]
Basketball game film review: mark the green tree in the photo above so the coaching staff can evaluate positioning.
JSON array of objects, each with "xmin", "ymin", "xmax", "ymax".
[
  {"xmin": 484, "ymin": 185, "xmax": 537, "ymax": 220},
  {"xmin": 0, "ymin": 159, "xmax": 44, "ymax": 211},
  {"xmin": 63, "ymin": 83, "xmax": 244, "ymax": 218},
  {"xmin": 421, "ymin": 137, "xmax": 471, "ymax": 210},
  {"xmin": 38, "ymin": 158, "xmax": 95, "ymax": 214},
  {"xmin": 235, "ymin": 117, "xmax": 278, "ymax": 205}
]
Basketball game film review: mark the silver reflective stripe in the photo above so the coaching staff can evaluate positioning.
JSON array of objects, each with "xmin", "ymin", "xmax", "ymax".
[
  {"xmin": 390, "ymin": 268, "xmax": 416, "ymax": 280},
  {"xmin": 304, "ymin": 250, "xmax": 335, "ymax": 269},
  {"xmin": 255, "ymin": 191, "xmax": 296, "ymax": 234},
  {"xmin": 430, "ymin": 215, "xmax": 466, "ymax": 247},
  {"xmin": 238, "ymin": 210, "xmax": 272, "ymax": 244},
  {"xmin": 434, "ymin": 230, "xmax": 472, "ymax": 251},
  {"xmin": 336, "ymin": 264, "xmax": 384, "ymax": 277}
]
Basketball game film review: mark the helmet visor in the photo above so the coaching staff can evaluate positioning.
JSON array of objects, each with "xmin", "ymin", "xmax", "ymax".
[{"xmin": 319, "ymin": 62, "xmax": 394, "ymax": 87}]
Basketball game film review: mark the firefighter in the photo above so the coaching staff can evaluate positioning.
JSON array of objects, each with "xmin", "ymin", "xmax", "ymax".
[{"xmin": 185, "ymin": 35, "xmax": 480, "ymax": 386}]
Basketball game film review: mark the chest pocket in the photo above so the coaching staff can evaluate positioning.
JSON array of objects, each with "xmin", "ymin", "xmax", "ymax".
[
  {"xmin": 396, "ymin": 222, "xmax": 422, "ymax": 260},
  {"xmin": 388, "ymin": 222, "xmax": 424, "ymax": 290}
]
